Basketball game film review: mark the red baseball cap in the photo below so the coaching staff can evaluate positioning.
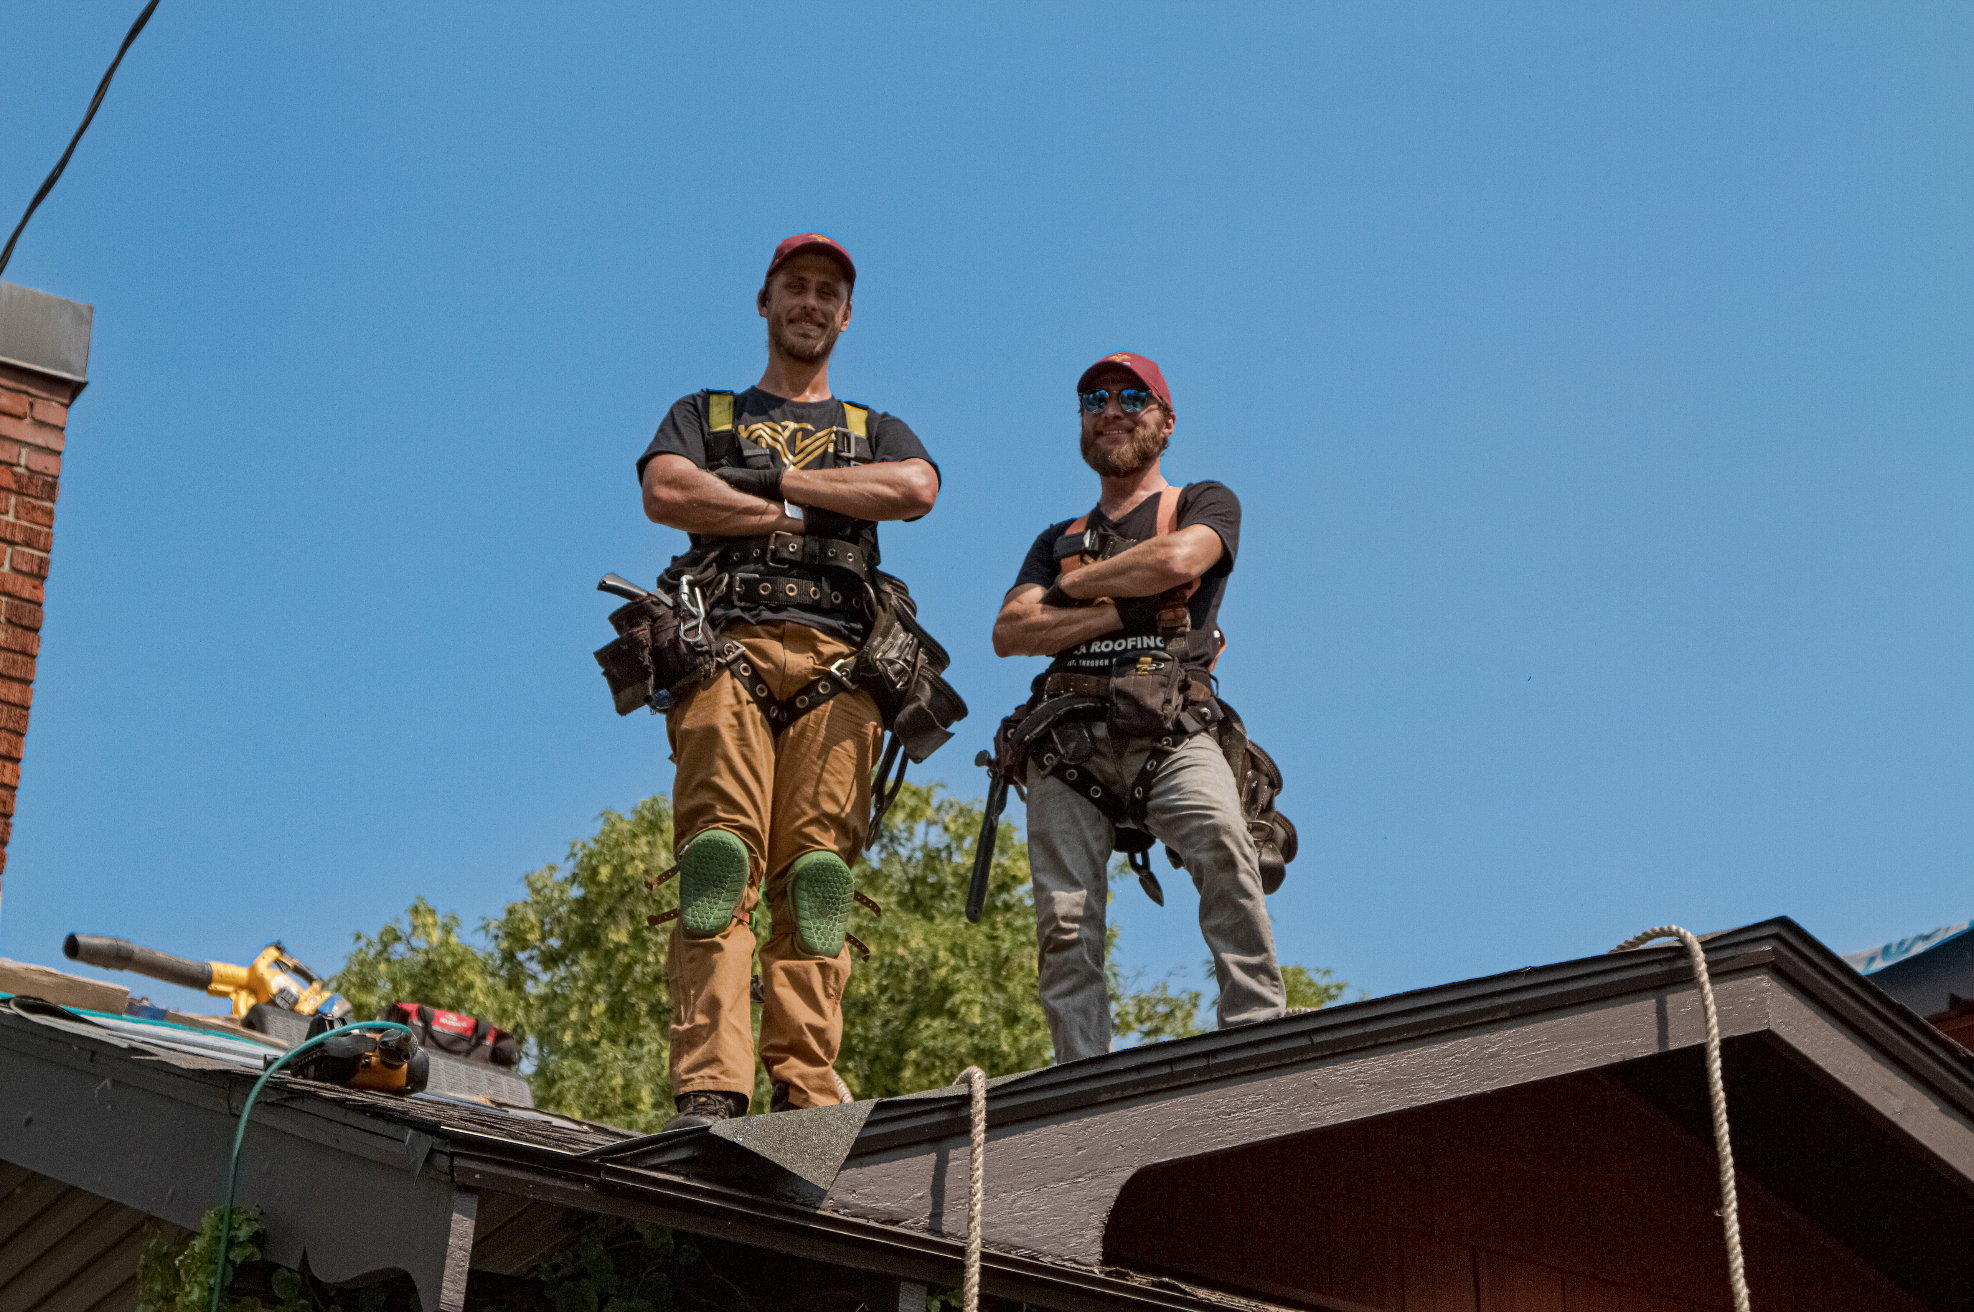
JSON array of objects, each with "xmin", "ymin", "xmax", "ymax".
[
  {"xmin": 1077, "ymin": 351, "xmax": 1173, "ymax": 412},
  {"xmin": 765, "ymin": 232, "xmax": 856, "ymax": 286}
]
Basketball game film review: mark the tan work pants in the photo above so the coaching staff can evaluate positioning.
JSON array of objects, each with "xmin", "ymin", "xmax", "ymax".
[{"xmin": 665, "ymin": 621, "xmax": 882, "ymax": 1109}]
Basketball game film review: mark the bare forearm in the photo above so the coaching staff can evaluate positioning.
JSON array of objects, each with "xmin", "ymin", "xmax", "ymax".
[
  {"xmin": 642, "ymin": 455, "xmax": 802, "ymax": 536},
  {"xmin": 992, "ymin": 592, "xmax": 1122, "ymax": 658},
  {"xmin": 782, "ymin": 458, "xmax": 938, "ymax": 522},
  {"xmin": 1058, "ymin": 529, "xmax": 1220, "ymax": 600}
]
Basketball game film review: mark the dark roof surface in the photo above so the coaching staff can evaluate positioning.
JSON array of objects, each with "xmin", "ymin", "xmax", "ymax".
[{"xmin": 6, "ymin": 916, "xmax": 1973, "ymax": 1312}]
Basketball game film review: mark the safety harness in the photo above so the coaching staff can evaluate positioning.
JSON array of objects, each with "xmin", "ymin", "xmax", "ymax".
[
  {"xmin": 686, "ymin": 389, "xmax": 895, "ymax": 736},
  {"xmin": 1013, "ymin": 486, "xmax": 1226, "ymax": 901},
  {"xmin": 595, "ymin": 389, "xmax": 965, "ymax": 956},
  {"xmin": 1054, "ymin": 485, "xmax": 1199, "ymax": 633}
]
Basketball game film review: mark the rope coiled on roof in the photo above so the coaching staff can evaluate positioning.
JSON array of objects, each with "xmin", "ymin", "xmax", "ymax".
[{"xmin": 1611, "ymin": 925, "xmax": 1752, "ymax": 1312}]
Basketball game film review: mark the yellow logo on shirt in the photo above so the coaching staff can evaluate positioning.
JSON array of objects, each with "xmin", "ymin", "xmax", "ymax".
[{"xmin": 738, "ymin": 421, "xmax": 840, "ymax": 470}]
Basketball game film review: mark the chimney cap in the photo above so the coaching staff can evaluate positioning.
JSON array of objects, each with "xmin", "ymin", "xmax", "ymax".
[{"xmin": 0, "ymin": 280, "xmax": 92, "ymax": 389}]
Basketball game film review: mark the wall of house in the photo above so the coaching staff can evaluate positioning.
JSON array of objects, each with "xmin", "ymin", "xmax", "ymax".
[{"xmin": 1103, "ymin": 1070, "xmax": 1926, "ymax": 1312}]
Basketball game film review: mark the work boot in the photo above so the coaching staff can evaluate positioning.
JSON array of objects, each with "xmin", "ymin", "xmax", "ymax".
[
  {"xmin": 770, "ymin": 1080, "xmax": 794, "ymax": 1114},
  {"xmin": 664, "ymin": 1090, "xmax": 748, "ymax": 1131}
]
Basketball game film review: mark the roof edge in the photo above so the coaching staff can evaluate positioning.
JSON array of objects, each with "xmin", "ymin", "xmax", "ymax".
[{"xmin": 850, "ymin": 917, "xmax": 1974, "ymax": 1152}]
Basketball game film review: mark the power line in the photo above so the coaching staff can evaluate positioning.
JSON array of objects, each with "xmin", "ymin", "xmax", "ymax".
[{"xmin": 0, "ymin": 0, "xmax": 163, "ymax": 280}]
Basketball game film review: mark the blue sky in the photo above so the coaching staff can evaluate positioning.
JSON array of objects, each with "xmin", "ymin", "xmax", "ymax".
[{"xmin": 2, "ymin": 3, "xmax": 1969, "ymax": 1022}]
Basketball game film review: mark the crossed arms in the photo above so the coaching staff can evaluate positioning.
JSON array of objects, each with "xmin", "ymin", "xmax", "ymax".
[
  {"xmin": 641, "ymin": 454, "xmax": 940, "ymax": 536},
  {"xmin": 991, "ymin": 524, "xmax": 1223, "ymax": 658}
]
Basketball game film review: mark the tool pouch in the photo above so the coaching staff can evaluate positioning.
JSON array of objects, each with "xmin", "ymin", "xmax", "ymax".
[
  {"xmin": 593, "ymin": 585, "xmax": 719, "ymax": 715},
  {"xmin": 1208, "ymin": 699, "xmax": 1298, "ymax": 895},
  {"xmin": 1107, "ymin": 649, "xmax": 1187, "ymax": 740},
  {"xmin": 1240, "ymin": 740, "xmax": 1297, "ymax": 894},
  {"xmin": 853, "ymin": 572, "xmax": 968, "ymax": 761},
  {"xmin": 595, "ymin": 596, "xmax": 666, "ymax": 715}
]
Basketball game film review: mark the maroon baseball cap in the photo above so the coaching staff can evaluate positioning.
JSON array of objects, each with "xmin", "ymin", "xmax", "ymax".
[
  {"xmin": 765, "ymin": 232, "xmax": 856, "ymax": 286},
  {"xmin": 1077, "ymin": 351, "xmax": 1173, "ymax": 412}
]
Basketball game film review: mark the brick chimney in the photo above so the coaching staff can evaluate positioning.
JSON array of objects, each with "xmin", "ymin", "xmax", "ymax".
[{"xmin": 0, "ymin": 281, "xmax": 93, "ymax": 892}]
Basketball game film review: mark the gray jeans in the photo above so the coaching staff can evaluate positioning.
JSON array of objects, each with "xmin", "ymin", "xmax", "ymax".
[{"xmin": 1026, "ymin": 721, "xmax": 1285, "ymax": 1062}]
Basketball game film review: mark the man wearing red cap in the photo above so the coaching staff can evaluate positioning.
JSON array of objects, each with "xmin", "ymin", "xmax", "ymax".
[
  {"xmin": 638, "ymin": 234, "xmax": 941, "ymax": 1126},
  {"xmin": 992, "ymin": 352, "xmax": 1284, "ymax": 1061}
]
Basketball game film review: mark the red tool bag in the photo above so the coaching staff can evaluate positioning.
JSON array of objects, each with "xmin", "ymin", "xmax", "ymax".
[{"xmin": 384, "ymin": 1001, "xmax": 520, "ymax": 1068}]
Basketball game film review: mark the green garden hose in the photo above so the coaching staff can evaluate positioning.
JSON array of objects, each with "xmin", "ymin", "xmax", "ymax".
[{"xmin": 209, "ymin": 1021, "xmax": 413, "ymax": 1312}]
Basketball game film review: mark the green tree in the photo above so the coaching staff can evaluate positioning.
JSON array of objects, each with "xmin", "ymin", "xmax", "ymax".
[
  {"xmin": 836, "ymin": 783, "xmax": 1054, "ymax": 1097},
  {"xmin": 333, "ymin": 783, "xmax": 1350, "ymax": 1129},
  {"xmin": 338, "ymin": 794, "xmax": 681, "ymax": 1131},
  {"xmin": 1283, "ymin": 963, "xmax": 1355, "ymax": 1010}
]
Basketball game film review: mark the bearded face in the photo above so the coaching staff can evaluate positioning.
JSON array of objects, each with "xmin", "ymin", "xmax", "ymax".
[
  {"xmin": 1079, "ymin": 369, "xmax": 1174, "ymax": 477},
  {"xmin": 760, "ymin": 253, "xmax": 852, "ymax": 365}
]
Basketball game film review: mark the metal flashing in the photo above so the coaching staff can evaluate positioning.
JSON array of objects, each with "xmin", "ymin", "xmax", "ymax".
[{"xmin": 0, "ymin": 280, "xmax": 92, "ymax": 388}]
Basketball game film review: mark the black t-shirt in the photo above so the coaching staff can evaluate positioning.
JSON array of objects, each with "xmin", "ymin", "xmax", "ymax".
[
  {"xmin": 639, "ymin": 387, "xmax": 936, "ymax": 637},
  {"xmin": 1013, "ymin": 481, "xmax": 1240, "ymax": 679}
]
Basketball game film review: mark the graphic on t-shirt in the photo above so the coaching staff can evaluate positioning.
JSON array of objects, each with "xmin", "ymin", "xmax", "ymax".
[{"xmin": 739, "ymin": 420, "xmax": 841, "ymax": 470}]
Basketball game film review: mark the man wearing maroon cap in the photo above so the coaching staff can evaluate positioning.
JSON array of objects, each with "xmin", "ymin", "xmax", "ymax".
[
  {"xmin": 637, "ymin": 233, "xmax": 942, "ymax": 1126},
  {"xmin": 992, "ymin": 352, "xmax": 1284, "ymax": 1062}
]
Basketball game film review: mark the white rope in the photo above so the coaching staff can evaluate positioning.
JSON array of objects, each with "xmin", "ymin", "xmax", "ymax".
[
  {"xmin": 957, "ymin": 1064, "xmax": 988, "ymax": 1312},
  {"xmin": 1611, "ymin": 925, "xmax": 1752, "ymax": 1312}
]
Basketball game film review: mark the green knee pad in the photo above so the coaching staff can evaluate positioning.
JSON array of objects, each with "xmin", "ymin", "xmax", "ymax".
[
  {"xmin": 788, "ymin": 850, "xmax": 854, "ymax": 958},
  {"xmin": 678, "ymin": 829, "xmax": 751, "ymax": 938}
]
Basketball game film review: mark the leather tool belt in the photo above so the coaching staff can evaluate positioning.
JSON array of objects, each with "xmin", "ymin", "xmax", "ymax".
[
  {"xmin": 999, "ymin": 671, "xmax": 1294, "ymax": 902},
  {"xmin": 719, "ymin": 530, "xmax": 876, "ymax": 619},
  {"xmin": 592, "ymin": 548, "xmax": 967, "ymax": 824},
  {"xmin": 593, "ymin": 575, "xmax": 720, "ymax": 716},
  {"xmin": 721, "ymin": 531, "xmax": 875, "ymax": 582}
]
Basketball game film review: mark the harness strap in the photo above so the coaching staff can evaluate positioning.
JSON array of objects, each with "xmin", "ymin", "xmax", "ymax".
[
  {"xmin": 1058, "ymin": 486, "xmax": 1182, "ymax": 581},
  {"xmin": 728, "ymin": 571, "xmax": 863, "ymax": 614},
  {"xmin": 1043, "ymin": 671, "xmax": 1218, "ymax": 703},
  {"xmin": 838, "ymin": 401, "xmax": 874, "ymax": 463},
  {"xmin": 1010, "ymin": 695, "xmax": 1110, "ymax": 753},
  {"xmin": 721, "ymin": 532, "xmax": 875, "ymax": 580},
  {"xmin": 720, "ymin": 643, "xmax": 857, "ymax": 735},
  {"xmin": 1031, "ymin": 738, "xmax": 1174, "ymax": 906},
  {"xmin": 1054, "ymin": 487, "xmax": 1198, "ymax": 636}
]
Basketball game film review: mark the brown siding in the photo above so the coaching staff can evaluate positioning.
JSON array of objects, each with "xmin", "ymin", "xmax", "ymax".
[
  {"xmin": 0, "ymin": 361, "xmax": 75, "ymax": 891},
  {"xmin": 1104, "ymin": 1071, "xmax": 1927, "ymax": 1312}
]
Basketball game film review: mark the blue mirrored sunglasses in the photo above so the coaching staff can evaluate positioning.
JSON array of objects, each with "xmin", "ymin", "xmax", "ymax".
[{"xmin": 1079, "ymin": 387, "xmax": 1154, "ymax": 415}]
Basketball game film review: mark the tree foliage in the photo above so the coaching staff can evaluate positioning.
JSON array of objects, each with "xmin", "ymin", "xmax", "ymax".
[{"xmin": 333, "ymin": 783, "xmax": 1348, "ymax": 1130}]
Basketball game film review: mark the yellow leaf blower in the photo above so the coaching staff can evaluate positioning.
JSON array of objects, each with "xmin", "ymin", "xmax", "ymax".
[{"xmin": 63, "ymin": 933, "xmax": 353, "ymax": 1022}]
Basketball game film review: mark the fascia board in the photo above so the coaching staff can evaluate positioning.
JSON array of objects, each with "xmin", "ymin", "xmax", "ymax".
[
  {"xmin": 850, "ymin": 918, "xmax": 1974, "ymax": 1154},
  {"xmin": 821, "ymin": 921, "xmax": 1974, "ymax": 1266}
]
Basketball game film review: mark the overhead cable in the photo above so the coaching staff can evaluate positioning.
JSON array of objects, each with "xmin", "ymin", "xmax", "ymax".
[{"xmin": 0, "ymin": 0, "xmax": 163, "ymax": 279}]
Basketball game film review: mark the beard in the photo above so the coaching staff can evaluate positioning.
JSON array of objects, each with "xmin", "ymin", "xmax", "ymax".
[
  {"xmin": 1081, "ymin": 420, "xmax": 1169, "ymax": 477},
  {"xmin": 768, "ymin": 312, "xmax": 841, "ymax": 363}
]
